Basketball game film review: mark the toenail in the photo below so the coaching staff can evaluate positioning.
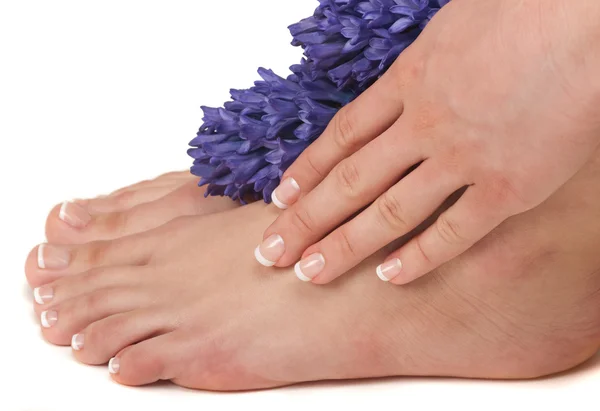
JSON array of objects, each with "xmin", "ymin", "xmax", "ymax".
[
  {"xmin": 255, "ymin": 234, "xmax": 285, "ymax": 267},
  {"xmin": 271, "ymin": 177, "xmax": 300, "ymax": 210},
  {"xmin": 33, "ymin": 286, "xmax": 54, "ymax": 305},
  {"xmin": 376, "ymin": 258, "xmax": 403, "ymax": 282},
  {"xmin": 72, "ymin": 334, "xmax": 84, "ymax": 351},
  {"xmin": 37, "ymin": 244, "xmax": 70, "ymax": 270},
  {"xmin": 294, "ymin": 253, "xmax": 326, "ymax": 282},
  {"xmin": 108, "ymin": 357, "xmax": 120, "ymax": 374},
  {"xmin": 41, "ymin": 310, "xmax": 58, "ymax": 328},
  {"xmin": 59, "ymin": 201, "xmax": 91, "ymax": 228}
]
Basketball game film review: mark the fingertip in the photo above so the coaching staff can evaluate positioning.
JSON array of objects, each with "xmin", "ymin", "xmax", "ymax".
[
  {"xmin": 271, "ymin": 177, "xmax": 301, "ymax": 209},
  {"xmin": 376, "ymin": 258, "xmax": 403, "ymax": 283},
  {"xmin": 271, "ymin": 190, "xmax": 288, "ymax": 210}
]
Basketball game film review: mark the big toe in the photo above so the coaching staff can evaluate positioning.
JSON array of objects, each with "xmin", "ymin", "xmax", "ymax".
[{"xmin": 44, "ymin": 181, "xmax": 232, "ymax": 245}]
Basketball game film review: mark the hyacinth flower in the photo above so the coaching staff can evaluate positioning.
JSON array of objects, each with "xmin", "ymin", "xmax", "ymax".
[{"xmin": 188, "ymin": 0, "xmax": 451, "ymax": 203}]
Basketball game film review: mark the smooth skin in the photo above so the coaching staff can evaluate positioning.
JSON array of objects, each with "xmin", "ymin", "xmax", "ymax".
[
  {"xmin": 25, "ymin": 146, "xmax": 600, "ymax": 389},
  {"xmin": 257, "ymin": 0, "xmax": 600, "ymax": 285}
]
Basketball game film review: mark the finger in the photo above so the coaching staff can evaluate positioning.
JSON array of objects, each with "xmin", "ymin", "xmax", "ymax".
[
  {"xmin": 256, "ymin": 121, "xmax": 424, "ymax": 268},
  {"xmin": 270, "ymin": 55, "xmax": 416, "ymax": 209},
  {"xmin": 292, "ymin": 160, "xmax": 465, "ymax": 283},
  {"xmin": 382, "ymin": 185, "xmax": 510, "ymax": 285}
]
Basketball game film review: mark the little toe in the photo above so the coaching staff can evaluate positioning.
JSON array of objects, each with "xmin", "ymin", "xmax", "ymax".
[
  {"xmin": 25, "ymin": 233, "xmax": 155, "ymax": 287},
  {"xmin": 39, "ymin": 282, "xmax": 155, "ymax": 346},
  {"xmin": 73, "ymin": 309, "xmax": 174, "ymax": 365},
  {"xmin": 109, "ymin": 331, "xmax": 188, "ymax": 387}
]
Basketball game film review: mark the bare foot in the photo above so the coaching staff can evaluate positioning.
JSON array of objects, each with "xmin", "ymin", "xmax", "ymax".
[{"xmin": 27, "ymin": 150, "xmax": 600, "ymax": 390}]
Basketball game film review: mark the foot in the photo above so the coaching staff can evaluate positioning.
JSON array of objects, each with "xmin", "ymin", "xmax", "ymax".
[{"xmin": 29, "ymin": 157, "xmax": 600, "ymax": 390}]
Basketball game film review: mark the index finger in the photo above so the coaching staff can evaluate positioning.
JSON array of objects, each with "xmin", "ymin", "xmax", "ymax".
[{"xmin": 270, "ymin": 58, "xmax": 413, "ymax": 209}]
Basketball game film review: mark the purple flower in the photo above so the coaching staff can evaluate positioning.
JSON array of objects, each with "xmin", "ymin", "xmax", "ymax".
[{"xmin": 189, "ymin": 0, "xmax": 449, "ymax": 203}]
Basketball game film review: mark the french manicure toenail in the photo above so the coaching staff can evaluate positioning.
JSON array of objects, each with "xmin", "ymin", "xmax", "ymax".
[
  {"xmin": 34, "ymin": 286, "xmax": 54, "ymax": 304},
  {"xmin": 295, "ymin": 253, "xmax": 326, "ymax": 282},
  {"xmin": 59, "ymin": 201, "xmax": 91, "ymax": 228},
  {"xmin": 255, "ymin": 234, "xmax": 285, "ymax": 267},
  {"xmin": 376, "ymin": 258, "xmax": 403, "ymax": 282},
  {"xmin": 72, "ymin": 334, "xmax": 84, "ymax": 351},
  {"xmin": 108, "ymin": 357, "xmax": 120, "ymax": 374},
  {"xmin": 41, "ymin": 310, "xmax": 58, "ymax": 328},
  {"xmin": 271, "ymin": 178, "xmax": 300, "ymax": 210},
  {"xmin": 37, "ymin": 244, "xmax": 70, "ymax": 270}
]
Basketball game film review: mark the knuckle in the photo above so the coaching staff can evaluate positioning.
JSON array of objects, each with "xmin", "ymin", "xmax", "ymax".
[
  {"xmin": 303, "ymin": 151, "xmax": 326, "ymax": 180},
  {"xmin": 82, "ymin": 289, "xmax": 108, "ymax": 313},
  {"xmin": 414, "ymin": 235, "xmax": 433, "ymax": 265},
  {"xmin": 435, "ymin": 214, "xmax": 465, "ymax": 245},
  {"xmin": 101, "ymin": 211, "xmax": 128, "ymax": 234},
  {"xmin": 78, "ymin": 267, "xmax": 119, "ymax": 291},
  {"xmin": 330, "ymin": 228, "xmax": 357, "ymax": 259},
  {"xmin": 84, "ymin": 241, "xmax": 111, "ymax": 267},
  {"xmin": 333, "ymin": 160, "xmax": 361, "ymax": 198},
  {"xmin": 288, "ymin": 207, "xmax": 316, "ymax": 237},
  {"xmin": 332, "ymin": 107, "xmax": 358, "ymax": 150},
  {"xmin": 114, "ymin": 190, "xmax": 135, "ymax": 206},
  {"xmin": 377, "ymin": 192, "xmax": 410, "ymax": 231},
  {"xmin": 86, "ymin": 317, "xmax": 124, "ymax": 349}
]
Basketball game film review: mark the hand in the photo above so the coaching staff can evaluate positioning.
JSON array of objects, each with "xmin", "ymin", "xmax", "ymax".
[{"xmin": 254, "ymin": 0, "xmax": 600, "ymax": 284}]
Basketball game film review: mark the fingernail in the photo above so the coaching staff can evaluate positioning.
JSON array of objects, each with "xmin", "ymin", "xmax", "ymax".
[
  {"xmin": 59, "ymin": 201, "xmax": 91, "ymax": 228},
  {"xmin": 108, "ymin": 357, "xmax": 120, "ymax": 374},
  {"xmin": 255, "ymin": 234, "xmax": 285, "ymax": 267},
  {"xmin": 376, "ymin": 258, "xmax": 403, "ymax": 282},
  {"xmin": 37, "ymin": 244, "xmax": 71, "ymax": 270},
  {"xmin": 294, "ymin": 253, "xmax": 326, "ymax": 282},
  {"xmin": 33, "ymin": 286, "xmax": 54, "ymax": 305},
  {"xmin": 271, "ymin": 177, "xmax": 300, "ymax": 210},
  {"xmin": 41, "ymin": 310, "xmax": 58, "ymax": 328},
  {"xmin": 72, "ymin": 334, "xmax": 84, "ymax": 351}
]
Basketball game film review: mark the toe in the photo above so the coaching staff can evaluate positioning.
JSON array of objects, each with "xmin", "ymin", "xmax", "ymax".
[
  {"xmin": 45, "ymin": 201, "xmax": 92, "ymax": 244},
  {"xmin": 109, "ymin": 331, "xmax": 185, "ymax": 386},
  {"xmin": 73, "ymin": 309, "xmax": 173, "ymax": 365},
  {"xmin": 82, "ymin": 185, "xmax": 185, "ymax": 214},
  {"xmin": 25, "ymin": 233, "xmax": 155, "ymax": 287},
  {"xmin": 108, "ymin": 170, "xmax": 194, "ymax": 198},
  {"xmin": 45, "ymin": 181, "xmax": 218, "ymax": 244},
  {"xmin": 32, "ymin": 265, "xmax": 149, "ymax": 315},
  {"xmin": 38, "ymin": 277, "xmax": 154, "ymax": 346}
]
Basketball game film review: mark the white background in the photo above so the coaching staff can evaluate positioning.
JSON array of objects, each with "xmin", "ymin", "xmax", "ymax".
[{"xmin": 1, "ymin": 1, "xmax": 598, "ymax": 410}]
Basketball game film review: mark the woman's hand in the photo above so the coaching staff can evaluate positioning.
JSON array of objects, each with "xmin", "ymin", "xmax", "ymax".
[{"xmin": 254, "ymin": 0, "xmax": 600, "ymax": 284}]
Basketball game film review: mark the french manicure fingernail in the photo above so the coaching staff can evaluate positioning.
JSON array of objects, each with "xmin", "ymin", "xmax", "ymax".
[
  {"xmin": 41, "ymin": 310, "xmax": 58, "ymax": 328},
  {"xmin": 376, "ymin": 258, "xmax": 403, "ymax": 282},
  {"xmin": 59, "ymin": 201, "xmax": 91, "ymax": 228},
  {"xmin": 255, "ymin": 234, "xmax": 285, "ymax": 267},
  {"xmin": 37, "ymin": 244, "xmax": 71, "ymax": 270},
  {"xmin": 294, "ymin": 253, "xmax": 326, "ymax": 282},
  {"xmin": 271, "ymin": 178, "xmax": 300, "ymax": 210},
  {"xmin": 108, "ymin": 357, "xmax": 120, "ymax": 374},
  {"xmin": 72, "ymin": 334, "xmax": 84, "ymax": 351},
  {"xmin": 34, "ymin": 286, "xmax": 54, "ymax": 305}
]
